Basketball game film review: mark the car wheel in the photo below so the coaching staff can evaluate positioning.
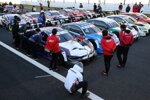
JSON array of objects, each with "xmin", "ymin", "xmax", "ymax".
[
  {"xmin": 8, "ymin": 24, "xmax": 12, "ymax": 32},
  {"xmin": 88, "ymin": 39, "xmax": 97, "ymax": 50}
]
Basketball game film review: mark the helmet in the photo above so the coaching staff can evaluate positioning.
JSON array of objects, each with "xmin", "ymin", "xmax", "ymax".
[{"xmin": 72, "ymin": 62, "xmax": 83, "ymax": 73}]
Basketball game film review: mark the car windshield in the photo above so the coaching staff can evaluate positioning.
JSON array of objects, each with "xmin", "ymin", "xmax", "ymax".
[
  {"xmin": 138, "ymin": 14, "xmax": 149, "ymax": 19},
  {"xmin": 58, "ymin": 32, "xmax": 74, "ymax": 43},
  {"xmin": 107, "ymin": 21, "xmax": 119, "ymax": 28},
  {"xmin": 83, "ymin": 25, "xmax": 101, "ymax": 34},
  {"xmin": 125, "ymin": 17, "xmax": 135, "ymax": 24},
  {"xmin": 51, "ymin": 12, "xmax": 60, "ymax": 16},
  {"xmin": 31, "ymin": 14, "xmax": 39, "ymax": 18}
]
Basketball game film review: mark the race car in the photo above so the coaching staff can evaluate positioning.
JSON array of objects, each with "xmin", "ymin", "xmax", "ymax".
[
  {"xmin": 107, "ymin": 15, "xmax": 149, "ymax": 36},
  {"xmin": 0, "ymin": 13, "xmax": 4, "ymax": 26},
  {"xmin": 61, "ymin": 22, "xmax": 119, "ymax": 54},
  {"xmin": 73, "ymin": 8, "xmax": 99, "ymax": 19},
  {"xmin": 24, "ymin": 27, "xmax": 96, "ymax": 61},
  {"xmin": 45, "ymin": 10, "xmax": 71, "ymax": 24},
  {"xmin": 24, "ymin": 12, "xmax": 57, "ymax": 26},
  {"xmin": 87, "ymin": 18, "xmax": 139, "ymax": 39},
  {"xmin": 59, "ymin": 9, "xmax": 77, "ymax": 22},
  {"xmin": 122, "ymin": 13, "xmax": 150, "ymax": 24},
  {"xmin": 0, "ymin": 14, "xmax": 33, "ymax": 31},
  {"xmin": 3, "ymin": 5, "xmax": 14, "ymax": 13}
]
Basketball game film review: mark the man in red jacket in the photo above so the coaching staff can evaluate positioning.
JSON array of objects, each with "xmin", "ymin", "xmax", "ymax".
[
  {"xmin": 45, "ymin": 28, "xmax": 62, "ymax": 70},
  {"xmin": 117, "ymin": 25, "xmax": 134, "ymax": 68},
  {"xmin": 101, "ymin": 30, "xmax": 116, "ymax": 76},
  {"xmin": 132, "ymin": 3, "xmax": 139, "ymax": 12}
]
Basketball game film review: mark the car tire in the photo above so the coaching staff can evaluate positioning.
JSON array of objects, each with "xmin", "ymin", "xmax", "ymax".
[
  {"xmin": 8, "ymin": 24, "xmax": 12, "ymax": 32},
  {"xmin": 88, "ymin": 39, "xmax": 97, "ymax": 50}
]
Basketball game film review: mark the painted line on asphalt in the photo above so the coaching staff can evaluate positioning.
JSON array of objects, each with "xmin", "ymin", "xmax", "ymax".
[
  {"xmin": 35, "ymin": 75, "xmax": 52, "ymax": 78},
  {"xmin": 0, "ymin": 41, "xmax": 104, "ymax": 100}
]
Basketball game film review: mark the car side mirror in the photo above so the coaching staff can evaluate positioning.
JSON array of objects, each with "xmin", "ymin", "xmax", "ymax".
[{"xmin": 77, "ymin": 36, "xmax": 84, "ymax": 41}]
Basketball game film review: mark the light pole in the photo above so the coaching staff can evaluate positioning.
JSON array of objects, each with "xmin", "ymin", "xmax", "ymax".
[{"xmin": 124, "ymin": 0, "xmax": 126, "ymax": 5}]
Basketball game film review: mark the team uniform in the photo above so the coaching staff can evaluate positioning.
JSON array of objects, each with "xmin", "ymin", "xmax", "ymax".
[
  {"xmin": 64, "ymin": 64, "xmax": 88, "ymax": 95},
  {"xmin": 117, "ymin": 30, "xmax": 134, "ymax": 67},
  {"xmin": 101, "ymin": 35, "xmax": 116, "ymax": 74}
]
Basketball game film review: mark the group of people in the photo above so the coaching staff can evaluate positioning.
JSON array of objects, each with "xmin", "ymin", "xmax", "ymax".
[
  {"xmin": 101, "ymin": 25, "xmax": 134, "ymax": 76},
  {"xmin": 64, "ymin": 24, "xmax": 134, "ymax": 97},
  {"xmin": 118, "ymin": 2, "xmax": 144, "ymax": 13}
]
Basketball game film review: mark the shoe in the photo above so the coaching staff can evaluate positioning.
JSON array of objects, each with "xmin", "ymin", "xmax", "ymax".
[
  {"xmin": 82, "ymin": 92, "xmax": 90, "ymax": 98},
  {"xmin": 101, "ymin": 70, "xmax": 108, "ymax": 76},
  {"xmin": 26, "ymin": 54, "xmax": 31, "ymax": 57},
  {"xmin": 117, "ymin": 64, "xmax": 123, "ymax": 68},
  {"xmin": 33, "ymin": 58, "xmax": 38, "ymax": 60},
  {"xmin": 16, "ymin": 47, "xmax": 19, "ymax": 50}
]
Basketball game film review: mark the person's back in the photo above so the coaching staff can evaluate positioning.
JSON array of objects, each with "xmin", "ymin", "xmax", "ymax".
[
  {"xmin": 45, "ymin": 34, "xmax": 60, "ymax": 53},
  {"xmin": 101, "ymin": 35, "xmax": 116, "ymax": 55},
  {"xmin": 64, "ymin": 64, "xmax": 83, "ymax": 93},
  {"xmin": 126, "ymin": 5, "xmax": 130, "ymax": 12},
  {"xmin": 119, "ymin": 30, "xmax": 133, "ymax": 46}
]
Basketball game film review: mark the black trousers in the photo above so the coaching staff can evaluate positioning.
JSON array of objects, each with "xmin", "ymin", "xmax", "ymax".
[
  {"xmin": 27, "ymin": 41, "xmax": 39, "ymax": 59},
  {"xmin": 49, "ymin": 52, "xmax": 64, "ymax": 69},
  {"xmin": 71, "ymin": 81, "xmax": 88, "ymax": 95},
  {"xmin": 104, "ymin": 55, "xmax": 113, "ymax": 73},
  {"xmin": 117, "ymin": 46, "xmax": 130, "ymax": 66},
  {"xmin": 14, "ymin": 34, "xmax": 20, "ymax": 48}
]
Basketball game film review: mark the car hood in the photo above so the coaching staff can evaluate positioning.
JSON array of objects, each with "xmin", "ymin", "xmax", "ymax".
[{"xmin": 60, "ymin": 40, "xmax": 92, "ymax": 57}]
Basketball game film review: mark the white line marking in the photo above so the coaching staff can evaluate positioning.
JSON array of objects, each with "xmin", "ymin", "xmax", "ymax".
[
  {"xmin": 35, "ymin": 75, "xmax": 52, "ymax": 78},
  {"xmin": 0, "ymin": 41, "xmax": 104, "ymax": 100}
]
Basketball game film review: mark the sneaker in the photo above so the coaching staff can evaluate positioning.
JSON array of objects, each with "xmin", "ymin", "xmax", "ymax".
[
  {"xmin": 117, "ymin": 64, "xmax": 123, "ymax": 68},
  {"xmin": 101, "ymin": 70, "xmax": 108, "ymax": 76},
  {"xmin": 82, "ymin": 92, "xmax": 90, "ymax": 98},
  {"xmin": 33, "ymin": 58, "xmax": 38, "ymax": 60}
]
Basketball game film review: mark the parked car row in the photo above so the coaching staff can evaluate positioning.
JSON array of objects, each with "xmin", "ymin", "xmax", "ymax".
[{"xmin": 0, "ymin": 8, "xmax": 150, "ymax": 62}]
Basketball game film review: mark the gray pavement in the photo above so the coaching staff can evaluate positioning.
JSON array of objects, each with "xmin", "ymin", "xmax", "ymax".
[{"xmin": 0, "ymin": 27, "xmax": 150, "ymax": 100}]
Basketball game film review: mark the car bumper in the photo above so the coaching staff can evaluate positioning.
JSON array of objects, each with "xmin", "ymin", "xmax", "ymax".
[{"xmin": 68, "ymin": 50, "xmax": 96, "ymax": 61}]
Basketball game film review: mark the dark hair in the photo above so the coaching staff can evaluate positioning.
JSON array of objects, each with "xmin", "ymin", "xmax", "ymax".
[
  {"xmin": 102, "ymin": 30, "xmax": 108, "ymax": 36},
  {"xmin": 35, "ymin": 28, "xmax": 41, "ymax": 32},
  {"xmin": 120, "ymin": 24, "xmax": 126, "ymax": 30},
  {"xmin": 52, "ymin": 28, "xmax": 57, "ymax": 35}
]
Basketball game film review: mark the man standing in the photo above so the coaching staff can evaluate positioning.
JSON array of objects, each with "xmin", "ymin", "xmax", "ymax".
[
  {"xmin": 101, "ymin": 30, "xmax": 116, "ymax": 76},
  {"xmin": 79, "ymin": 3, "xmax": 83, "ymax": 8},
  {"xmin": 45, "ymin": 28, "xmax": 62, "ymax": 70},
  {"xmin": 38, "ymin": 12, "xmax": 46, "ymax": 27},
  {"xmin": 64, "ymin": 62, "xmax": 89, "ymax": 97},
  {"xmin": 93, "ymin": 3, "xmax": 97, "ymax": 13},
  {"xmin": 47, "ymin": 0, "xmax": 50, "ymax": 8},
  {"xmin": 117, "ymin": 25, "xmax": 134, "ymax": 68},
  {"xmin": 118, "ymin": 3, "xmax": 123, "ymax": 12},
  {"xmin": 126, "ymin": 4, "xmax": 131, "ymax": 12},
  {"xmin": 133, "ymin": 3, "xmax": 139, "ymax": 12},
  {"xmin": 12, "ymin": 16, "xmax": 21, "ymax": 49}
]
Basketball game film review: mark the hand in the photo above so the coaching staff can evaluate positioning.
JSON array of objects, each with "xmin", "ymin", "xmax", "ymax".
[{"xmin": 110, "ymin": 49, "xmax": 114, "ymax": 54}]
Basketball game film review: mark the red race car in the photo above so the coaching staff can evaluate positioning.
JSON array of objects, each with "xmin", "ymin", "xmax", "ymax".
[{"xmin": 123, "ymin": 13, "xmax": 150, "ymax": 24}]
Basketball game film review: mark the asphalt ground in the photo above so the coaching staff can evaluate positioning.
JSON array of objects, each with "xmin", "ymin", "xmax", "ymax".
[{"xmin": 0, "ymin": 27, "xmax": 150, "ymax": 100}]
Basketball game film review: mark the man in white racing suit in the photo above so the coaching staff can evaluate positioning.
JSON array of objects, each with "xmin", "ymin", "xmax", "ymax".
[{"xmin": 64, "ymin": 62, "xmax": 89, "ymax": 97}]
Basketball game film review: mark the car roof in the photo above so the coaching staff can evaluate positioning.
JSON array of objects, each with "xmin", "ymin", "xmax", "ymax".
[
  {"xmin": 47, "ymin": 10, "xmax": 59, "ymax": 13},
  {"xmin": 40, "ymin": 27, "xmax": 68, "ymax": 35},
  {"xmin": 89, "ymin": 17, "xmax": 116, "ymax": 23},
  {"xmin": 63, "ymin": 22, "xmax": 93, "ymax": 27},
  {"xmin": 26, "ymin": 12, "xmax": 40, "ymax": 15},
  {"xmin": 3, "ymin": 14, "xmax": 20, "ymax": 17},
  {"xmin": 107, "ymin": 15, "xmax": 128, "ymax": 18}
]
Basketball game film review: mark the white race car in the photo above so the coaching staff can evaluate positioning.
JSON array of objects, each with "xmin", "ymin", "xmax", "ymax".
[{"xmin": 26, "ymin": 27, "xmax": 96, "ymax": 61}]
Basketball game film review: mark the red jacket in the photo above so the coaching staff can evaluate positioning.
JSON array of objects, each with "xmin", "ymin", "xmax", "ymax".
[
  {"xmin": 133, "ymin": 5, "xmax": 139, "ymax": 12},
  {"xmin": 119, "ymin": 30, "xmax": 134, "ymax": 46},
  {"xmin": 45, "ymin": 34, "xmax": 61, "ymax": 53},
  {"xmin": 101, "ymin": 35, "xmax": 116, "ymax": 55}
]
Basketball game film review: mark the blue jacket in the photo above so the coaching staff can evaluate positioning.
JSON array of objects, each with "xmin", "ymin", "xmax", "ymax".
[{"xmin": 29, "ymin": 33, "xmax": 41, "ymax": 44}]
